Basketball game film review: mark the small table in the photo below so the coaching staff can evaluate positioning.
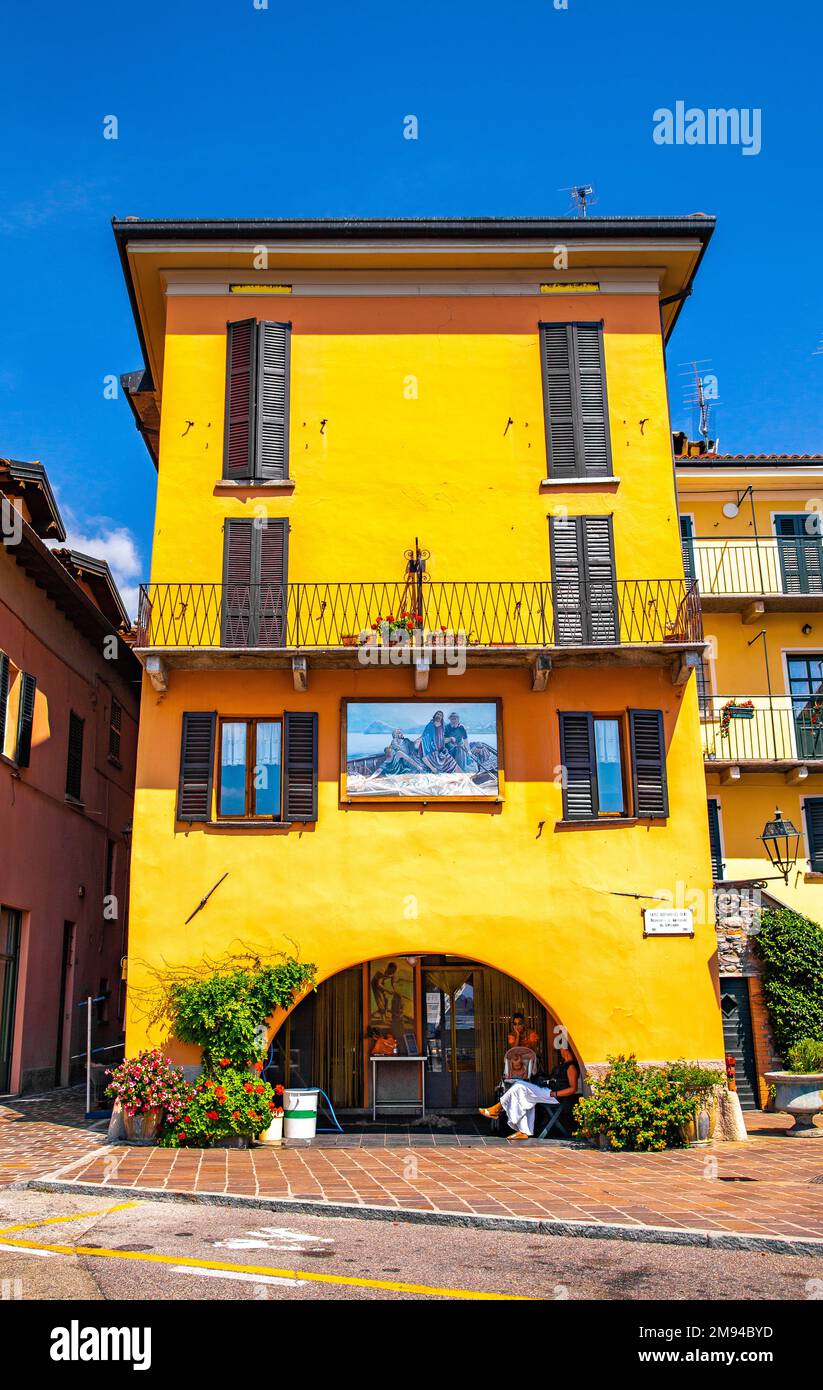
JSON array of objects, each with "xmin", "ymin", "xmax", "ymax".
[{"xmin": 370, "ymin": 1055, "xmax": 427, "ymax": 1120}]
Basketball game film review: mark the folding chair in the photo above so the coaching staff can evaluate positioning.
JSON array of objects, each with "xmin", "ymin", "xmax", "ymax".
[{"xmin": 534, "ymin": 1094, "xmax": 578, "ymax": 1140}]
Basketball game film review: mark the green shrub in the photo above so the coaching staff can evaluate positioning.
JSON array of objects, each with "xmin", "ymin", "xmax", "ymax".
[
  {"xmin": 159, "ymin": 1066, "xmax": 282, "ymax": 1147},
  {"xmin": 752, "ymin": 907, "xmax": 823, "ymax": 1057},
  {"xmin": 169, "ymin": 957, "xmax": 317, "ymax": 1073},
  {"xmin": 574, "ymin": 1055, "xmax": 724, "ymax": 1153},
  {"xmin": 787, "ymin": 1038, "xmax": 823, "ymax": 1073}
]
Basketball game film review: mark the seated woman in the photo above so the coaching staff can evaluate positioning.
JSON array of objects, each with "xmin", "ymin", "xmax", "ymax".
[{"xmin": 479, "ymin": 1046, "xmax": 579, "ymax": 1142}]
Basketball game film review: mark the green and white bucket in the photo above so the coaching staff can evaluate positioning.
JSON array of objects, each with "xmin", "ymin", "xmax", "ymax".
[{"xmin": 283, "ymin": 1087, "xmax": 320, "ymax": 1141}]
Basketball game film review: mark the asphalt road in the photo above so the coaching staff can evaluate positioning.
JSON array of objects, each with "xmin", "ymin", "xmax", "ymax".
[{"xmin": 0, "ymin": 1189, "xmax": 819, "ymax": 1302}]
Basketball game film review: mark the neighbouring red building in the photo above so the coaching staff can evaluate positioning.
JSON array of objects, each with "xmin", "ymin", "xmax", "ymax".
[{"xmin": 0, "ymin": 458, "xmax": 140, "ymax": 1094}]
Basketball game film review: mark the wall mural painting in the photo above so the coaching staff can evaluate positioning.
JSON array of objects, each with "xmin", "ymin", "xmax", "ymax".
[{"xmin": 343, "ymin": 700, "xmax": 501, "ymax": 801}]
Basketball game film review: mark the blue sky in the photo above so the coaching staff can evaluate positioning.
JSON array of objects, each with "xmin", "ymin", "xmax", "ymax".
[{"xmin": 1, "ymin": 0, "xmax": 821, "ymax": 609}]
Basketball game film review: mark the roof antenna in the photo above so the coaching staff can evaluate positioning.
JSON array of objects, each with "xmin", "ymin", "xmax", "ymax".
[
  {"xmin": 679, "ymin": 359, "xmax": 720, "ymax": 452},
  {"xmin": 561, "ymin": 185, "xmax": 596, "ymax": 218}
]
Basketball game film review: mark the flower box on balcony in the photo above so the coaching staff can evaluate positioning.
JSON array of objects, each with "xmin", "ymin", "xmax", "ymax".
[{"xmin": 727, "ymin": 706, "xmax": 755, "ymax": 720}]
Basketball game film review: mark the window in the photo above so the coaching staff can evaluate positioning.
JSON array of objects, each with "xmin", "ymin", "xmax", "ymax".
[
  {"xmin": 66, "ymin": 711, "xmax": 84, "ymax": 800},
  {"xmin": 222, "ymin": 517, "xmax": 288, "ymax": 647},
  {"xmin": 218, "ymin": 718, "xmax": 283, "ymax": 819},
  {"xmin": 707, "ymin": 799, "xmax": 724, "ymax": 881},
  {"xmin": 775, "ymin": 514, "xmax": 823, "ymax": 595},
  {"xmin": 177, "ymin": 708, "xmax": 318, "ymax": 823},
  {"xmin": 224, "ymin": 318, "xmax": 291, "ymax": 481},
  {"xmin": 679, "ymin": 515, "xmax": 696, "ymax": 581},
  {"xmin": 695, "ymin": 650, "xmax": 713, "ymax": 718},
  {"xmin": 14, "ymin": 672, "xmax": 36, "ymax": 768},
  {"xmin": 108, "ymin": 698, "xmax": 122, "ymax": 763},
  {"xmin": 539, "ymin": 321, "xmax": 611, "ymax": 479},
  {"xmin": 0, "ymin": 652, "xmax": 8, "ymax": 754},
  {"xmin": 549, "ymin": 515, "xmax": 618, "ymax": 645},
  {"xmin": 559, "ymin": 709, "xmax": 667, "ymax": 821},
  {"xmin": 804, "ymin": 797, "xmax": 823, "ymax": 874},
  {"xmin": 787, "ymin": 653, "xmax": 823, "ymax": 759}
]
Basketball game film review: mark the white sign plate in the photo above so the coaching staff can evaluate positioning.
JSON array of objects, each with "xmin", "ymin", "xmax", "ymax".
[{"xmin": 643, "ymin": 908, "xmax": 694, "ymax": 937}]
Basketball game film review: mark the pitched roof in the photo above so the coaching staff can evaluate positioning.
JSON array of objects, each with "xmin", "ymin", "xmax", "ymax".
[{"xmin": 0, "ymin": 458, "xmax": 66, "ymax": 540}]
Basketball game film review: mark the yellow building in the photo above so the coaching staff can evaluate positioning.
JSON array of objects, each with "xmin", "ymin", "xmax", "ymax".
[
  {"xmin": 116, "ymin": 215, "xmax": 725, "ymax": 1114},
  {"xmin": 676, "ymin": 444, "xmax": 823, "ymax": 1104}
]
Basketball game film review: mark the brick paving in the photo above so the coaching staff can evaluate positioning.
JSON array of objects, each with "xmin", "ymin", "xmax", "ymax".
[{"xmin": 4, "ymin": 1087, "xmax": 822, "ymax": 1244}]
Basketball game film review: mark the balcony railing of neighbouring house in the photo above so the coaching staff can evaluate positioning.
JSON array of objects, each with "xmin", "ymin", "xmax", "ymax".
[
  {"xmin": 686, "ymin": 536, "xmax": 823, "ymax": 598},
  {"xmin": 701, "ymin": 695, "xmax": 823, "ymax": 764},
  {"xmin": 136, "ymin": 579, "xmax": 702, "ymax": 651}
]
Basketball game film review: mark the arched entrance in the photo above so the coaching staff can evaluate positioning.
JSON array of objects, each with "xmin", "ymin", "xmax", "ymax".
[{"xmin": 268, "ymin": 953, "xmax": 563, "ymax": 1115}]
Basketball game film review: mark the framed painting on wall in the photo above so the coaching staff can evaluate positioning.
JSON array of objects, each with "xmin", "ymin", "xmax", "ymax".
[{"xmin": 341, "ymin": 699, "xmax": 503, "ymax": 802}]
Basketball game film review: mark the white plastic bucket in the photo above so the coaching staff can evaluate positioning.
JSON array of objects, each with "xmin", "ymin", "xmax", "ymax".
[{"xmin": 283, "ymin": 1087, "xmax": 320, "ymax": 1140}]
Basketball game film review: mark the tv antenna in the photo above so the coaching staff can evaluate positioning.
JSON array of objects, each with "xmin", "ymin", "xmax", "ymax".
[
  {"xmin": 560, "ymin": 184, "xmax": 596, "ymax": 218},
  {"xmin": 679, "ymin": 359, "xmax": 719, "ymax": 445}
]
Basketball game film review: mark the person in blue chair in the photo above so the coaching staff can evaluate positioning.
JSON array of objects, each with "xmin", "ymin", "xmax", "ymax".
[{"xmin": 479, "ymin": 1047, "xmax": 579, "ymax": 1142}]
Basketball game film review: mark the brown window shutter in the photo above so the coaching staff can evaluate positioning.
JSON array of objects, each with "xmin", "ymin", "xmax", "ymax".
[
  {"xmin": 177, "ymin": 712, "xmax": 216, "ymax": 822},
  {"xmin": 257, "ymin": 519, "xmax": 288, "ymax": 644},
  {"xmin": 0, "ymin": 652, "xmax": 8, "ymax": 753},
  {"xmin": 66, "ymin": 711, "xmax": 85, "ymax": 800},
  {"xmin": 109, "ymin": 698, "xmax": 122, "ymax": 761},
  {"xmin": 283, "ymin": 711, "xmax": 318, "ymax": 821},
  {"xmin": 559, "ymin": 712, "xmax": 597, "ymax": 819},
  {"xmin": 16, "ymin": 672, "xmax": 36, "ymax": 767},
  {"xmin": 549, "ymin": 517, "xmax": 585, "ymax": 644},
  {"xmin": 581, "ymin": 515, "xmax": 619, "ymax": 643},
  {"xmin": 255, "ymin": 322, "xmax": 291, "ymax": 480},
  {"xmin": 221, "ymin": 518, "xmax": 254, "ymax": 646},
  {"xmin": 628, "ymin": 709, "xmax": 669, "ymax": 818},
  {"xmin": 540, "ymin": 321, "xmax": 611, "ymax": 479},
  {"xmin": 223, "ymin": 319, "xmax": 257, "ymax": 478}
]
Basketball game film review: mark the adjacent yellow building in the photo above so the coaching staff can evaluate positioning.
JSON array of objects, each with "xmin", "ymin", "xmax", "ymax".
[
  {"xmin": 676, "ymin": 444, "xmax": 823, "ymax": 1103},
  {"xmin": 117, "ymin": 215, "xmax": 725, "ymax": 1113}
]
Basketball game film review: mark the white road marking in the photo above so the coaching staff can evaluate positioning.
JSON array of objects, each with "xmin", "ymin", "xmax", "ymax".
[
  {"xmin": 0, "ymin": 1242, "xmax": 59, "ymax": 1258},
  {"xmin": 213, "ymin": 1224, "xmax": 335, "ymax": 1254},
  {"xmin": 171, "ymin": 1265, "xmax": 303, "ymax": 1287}
]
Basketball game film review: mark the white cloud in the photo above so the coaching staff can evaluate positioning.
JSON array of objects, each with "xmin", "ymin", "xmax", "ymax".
[{"xmin": 61, "ymin": 523, "xmax": 143, "ymax": 621}]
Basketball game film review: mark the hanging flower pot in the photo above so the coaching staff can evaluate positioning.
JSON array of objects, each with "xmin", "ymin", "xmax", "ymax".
[{"xmin": 719, "ymin": 700, "xmax": 755, "ymax": 736}]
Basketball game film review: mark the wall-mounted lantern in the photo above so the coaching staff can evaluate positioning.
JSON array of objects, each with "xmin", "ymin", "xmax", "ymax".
[{"xmin": 759, "ymin": 808, "xmax": 801, "ymax": 884}]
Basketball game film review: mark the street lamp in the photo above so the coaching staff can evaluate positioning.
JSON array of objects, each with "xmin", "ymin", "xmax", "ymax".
[{"xmin": 759, "ymin": 808, "xmax": 801, "ymax": 884}]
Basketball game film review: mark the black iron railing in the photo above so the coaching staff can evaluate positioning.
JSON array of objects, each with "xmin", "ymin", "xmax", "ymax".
[
  {"xmin": 688, "ymin": 537, "xmax": 823, "ymax": 597},
  {"xmin": 701, "ymin": 695, "xmax": 823, "ymax": 762},
  {"xmin": 136, "ymin": 579, "xmax": 702, "ymax": 651}
]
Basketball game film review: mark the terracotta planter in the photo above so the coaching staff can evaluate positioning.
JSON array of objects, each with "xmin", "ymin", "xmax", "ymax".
[
  {"xmin": 764, "ymin": 1071, "xmax": 823, "ymax": 1137},
  {"xmin": 679, "ymin": 1095, "xmax": 718, "ymax": 1146},
  {"xmin": 341, "ymin": 634, "xmax": 359, "ymax": 647},
  {"xmin": 122, "ymin": 1106, "xmax": 163, "ymax": 1145}
]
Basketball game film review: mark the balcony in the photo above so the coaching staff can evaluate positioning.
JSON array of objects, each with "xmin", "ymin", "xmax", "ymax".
[
  {"xmin": 688, "ymin": 537, "xmax": 823, "ymax": 618},
  {"xmin": 701, "ymin": 695, "xmax": 823, "ymax": 777},
  {"xmin": 135, "ymin": 579, "xmax": 703, "ymax": 690}
]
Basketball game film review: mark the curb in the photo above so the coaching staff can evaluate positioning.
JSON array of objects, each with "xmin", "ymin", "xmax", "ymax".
[{"xmin": 25, "ymin": 1176, "xmax": 823, "ymax": 1257}]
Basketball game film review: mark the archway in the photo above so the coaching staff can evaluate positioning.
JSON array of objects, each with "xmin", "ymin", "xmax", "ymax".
[{"xmin": 267, "ymin": 952, "xmax": 579, "ymax": 1116}]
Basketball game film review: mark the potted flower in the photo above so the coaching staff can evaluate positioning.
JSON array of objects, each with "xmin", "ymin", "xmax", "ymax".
[
  {"xmin": 366, "ymin": 610, "xmax": 423, "ymax": 645},
  {"xmin": 163, "ymin": 1066, "xmax": 279, "ymax": 1149},
  {"xmin": 719, "ymin": 699, "xmax": 755, "ymax": 737},
  {"xmin": 258, "ymin": 1084, "xmax": 285, "ymax": 1145},
  {"xmin": 105, "ymin": 1049, "xmax": 191, "ymax": 1145},
  {"xmin": 765, "ymin": 1038, "xmax": 823, "ymax": 1137}
]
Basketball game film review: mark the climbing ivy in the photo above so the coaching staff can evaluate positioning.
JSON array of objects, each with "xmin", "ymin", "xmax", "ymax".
[{"xmin": 752, "ymin": 907, "xmax": 823, "ymax": 1058}]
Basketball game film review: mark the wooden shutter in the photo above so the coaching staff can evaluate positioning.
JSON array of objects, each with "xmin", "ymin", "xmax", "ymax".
[
  {"xmin": 582, "ymin": 516, "xmax": 619, "ymax": 643},
  {"xmin": 177, "ymin": 712, "xmax": 216, "ymax": 822},
  {"xmin": 109, "ymin": 698, "xmax": 122, "ymax": 762},
  {"xmin": 574, "ymin": 324, "xmax": 611, "ymax": 477},
  {"xmin": 221, "ymin": 518, "xmax": 254, "ymax": 646},
  {"xmin": 0, "ymin": 653, "xmax": 8, "ymax": 754},
  {"xmin": 550, "ymin": 517, "xmax": 585, "ymax": 644},
  {"xmin": 540, "ymin": 322, "xmax": 611, "ymax": 479},
  {"xmin": 707, "ymin": 799, "xmax": 724, "ymax": 881},
  {"xmin": 66, "ymin": 711, "xmax": 84, "ymax": 800},
  {"xmin": 804, "ymin": 798, "xmax": 823, "ymax": 873},
  {"xmin": 223, "ymin": 319, "xmax": 257, "ymax": 478},
  {"xmin": 776, "ymin": 514, "xmax": 823, "ymax": 594},
  {"xmin": 540, "ymin": 325, "xmax": 577, "ymax": 478},
  {"xmin": 629, "ymin": 709, "xmax": 669, "ymax": 818},
  {"xmin": 679, "ymin": 515, "xmax": 696, "ymax": 581},
  {"xmin": 15, "ymin": 672, "xmax": 36, "ymax": 768},
  {"xmin": 283, "ymin": 711, "xmax": 318, "ymax": 821},
  {"xmin": 257, "ymin": 519, "xmax": 288, "ymax": 645},
  {"xmin": 256, "ymin": 321, "xmax": 291, "ymax": 480},
  {"xmin": 559, "ymin": 712, "xmax": 597, "ymax": 819}
]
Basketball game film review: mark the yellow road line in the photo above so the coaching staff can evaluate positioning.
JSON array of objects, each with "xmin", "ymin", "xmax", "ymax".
[
  {"xmin": 0, "ymin": 1236, "xmax": 529, "ymax": 1300},
  {"xmin": 0, "ymin": 1202, "xmax": 138, "ymax": 1235}
]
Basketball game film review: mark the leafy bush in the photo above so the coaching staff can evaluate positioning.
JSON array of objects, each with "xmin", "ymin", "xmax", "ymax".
[
  {"xmin": 787, "ymin": 1038, "xmax": 823, "ymax": 1074},
  {"xmin": 105, "ymin": 1049, "xmax": 191, "ymax": 1130},
  {"xmin": 169, "ymin": 957, "xmax": 317, "ymax": 1073},
  {"xmin": 752, "ymin": 907, "xmax": 823, "ymax": 1057},
  {"xmin": 574, "ymin": 1055, "xmax": 724, "ymax": 1153},
  {"xmin": 159, "ymin": 1066, "xmax": 284, "ymax": 1147}
]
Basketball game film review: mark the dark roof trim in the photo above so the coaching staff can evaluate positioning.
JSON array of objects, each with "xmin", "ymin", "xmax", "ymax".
[
  {"xmin": 52, "ymin": 547, "xmax": 132, "ymax": 630},
  {"xmin": 0, "ymin": 458, "xmax": 66, "ymax": 541},
  {"xmin": 112, "ymin": 214, "xmax": 716, "ymax": 241},
  {"xmin": 2, "ymin": 521, "xmax": 140, "ymax": 682},
  {"xmin": 676, "ymin": 454, "xmax": 823, "ymax": 467}
]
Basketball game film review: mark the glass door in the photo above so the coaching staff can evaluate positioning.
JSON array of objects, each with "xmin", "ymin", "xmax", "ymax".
[
  {"xmin": 423, "ymin": 970, "xmax": 476, "ymax": 1107},
  {"xmin": 787, "ymin": 654, "xmax": 823, "ymax": 759},
  {"xmin": 0, "ymin": 908, "xmax": 21, "ymax": 1093}
]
